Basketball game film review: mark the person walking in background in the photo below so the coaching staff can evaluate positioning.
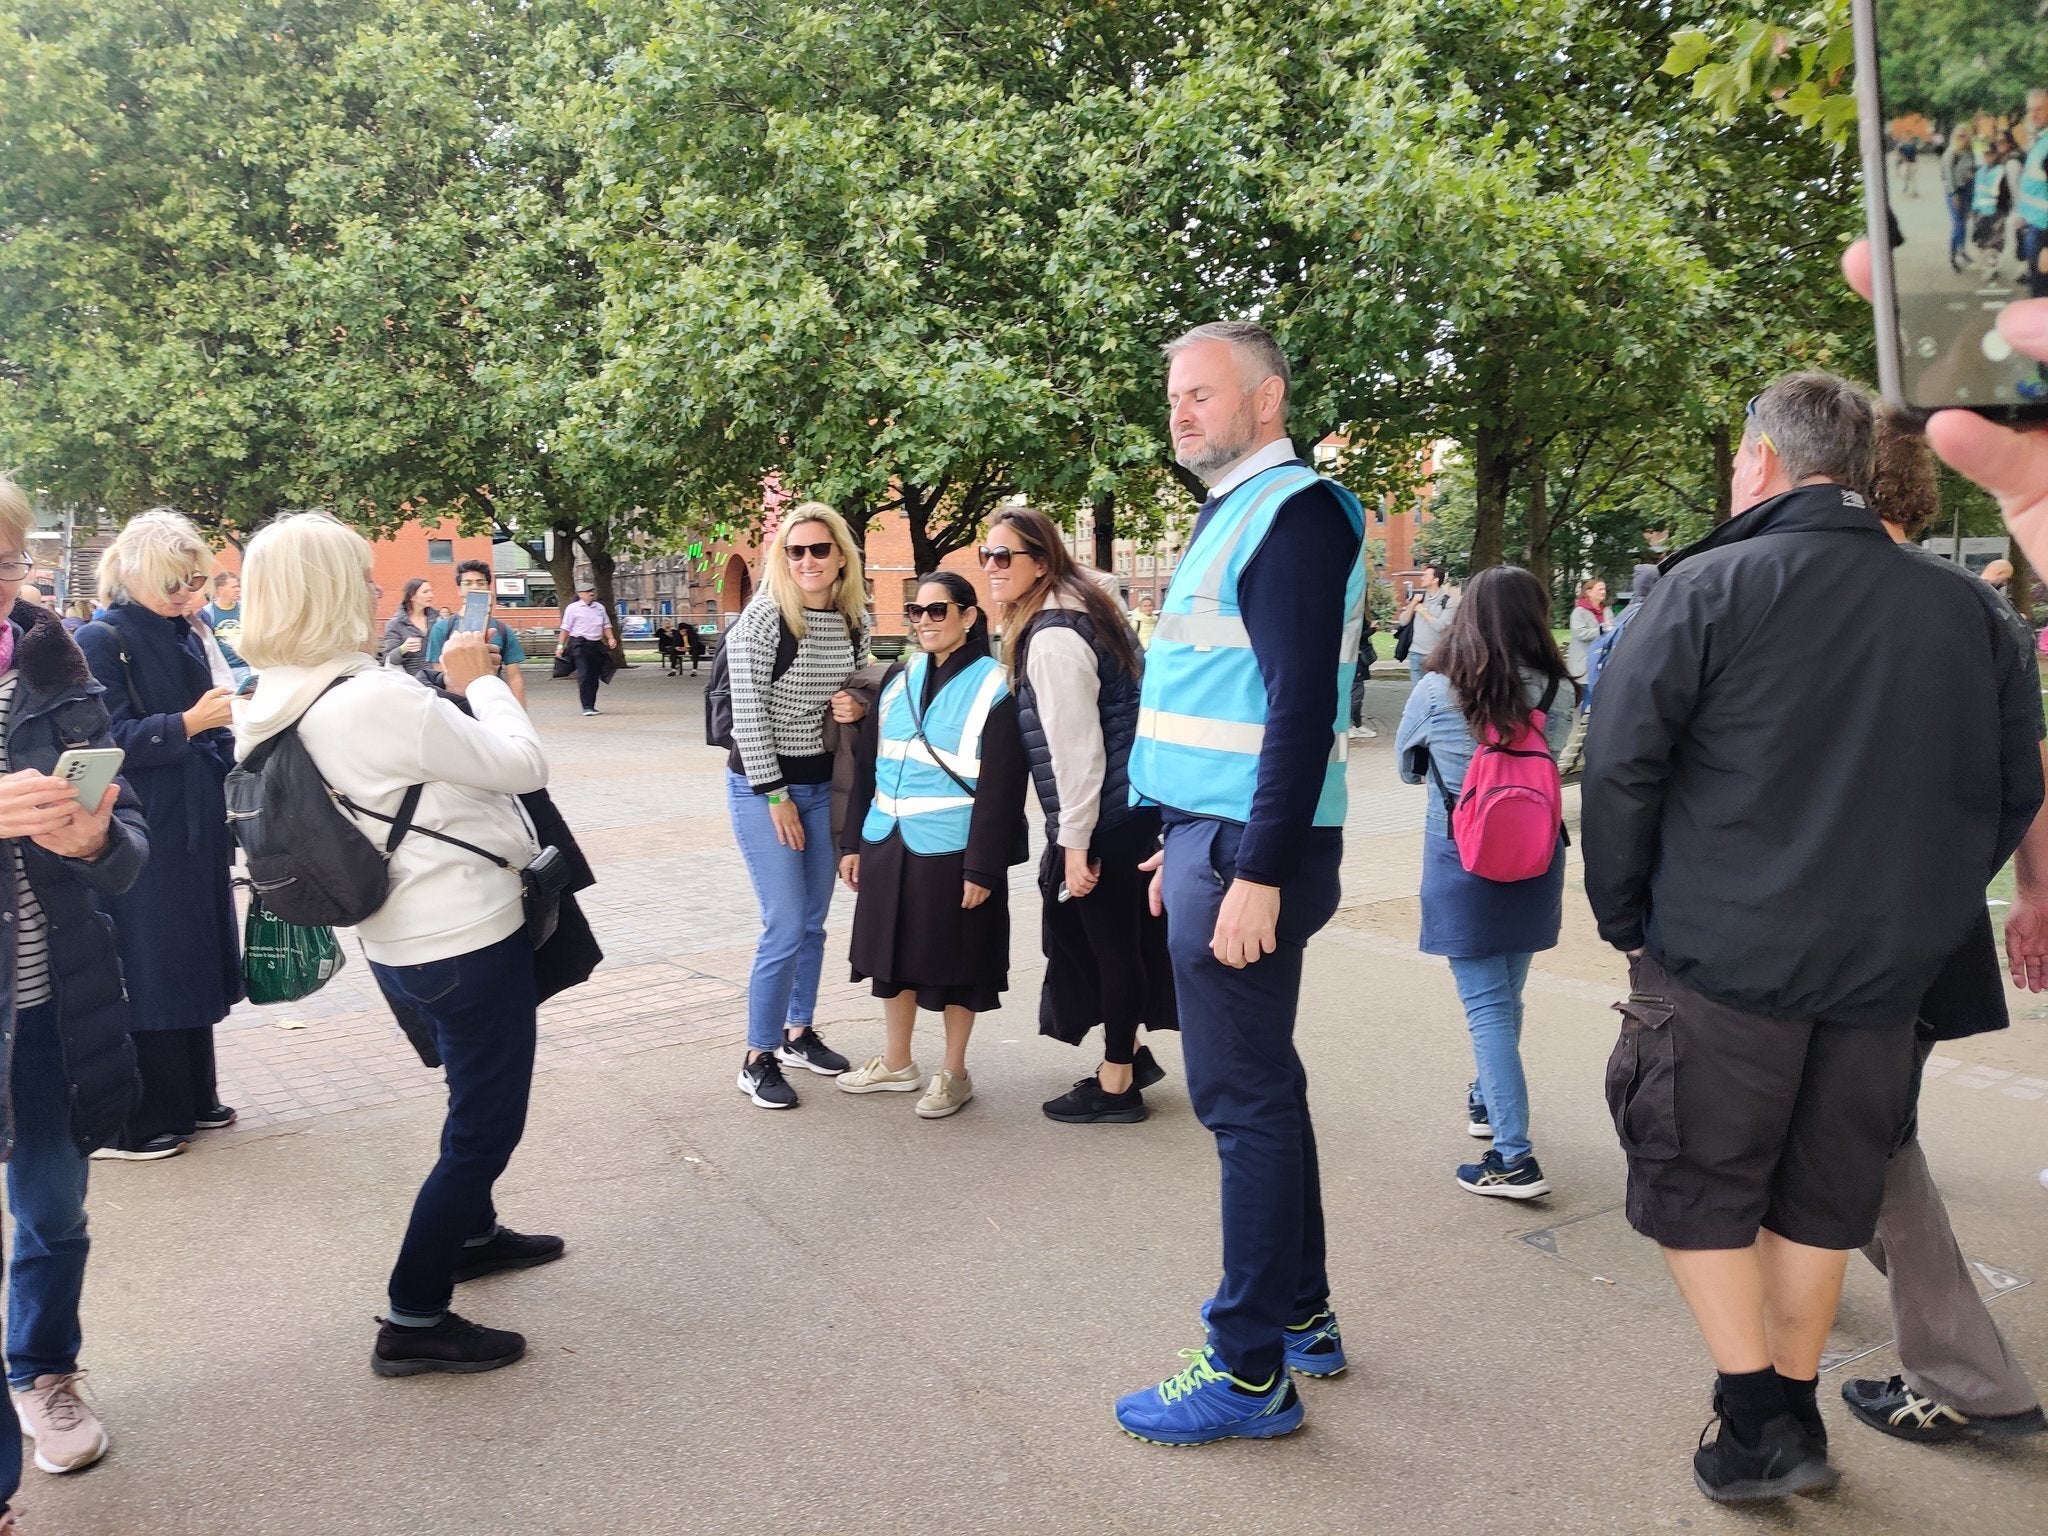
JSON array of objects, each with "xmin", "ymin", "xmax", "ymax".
[
  {"xmin": 1116, "ymin": 322, "xmax": 1365, "ymax": 1445},
  {"xmin": 1583, "ymin": 373, "xmax": 2042, "ymax": 1503},
  {"xmin": 980, "ymin": 507, "xmax": 1176, "ymax": 1125},
  {"xmin": 836, "ymin": 572, "xmax": 1024, "ymax": 1120},
  {"xmin": 555, "ymin": 584, "xmax": 615, "ymax": 716},
  {"xmin": 235, "ymin": 512, "xmax": 559, "ymax": 1379},
  {"xmin": 1942, "ymin": 126, "xmax": 1977, "ymax": 272},
  {"xmin": 0, "ymin": 477, "xmax": 149, "ymax": 1516},
  {"xmin": 380, "ymin": 578, "xmax": 438, "ymax": 682},
  {"xmin": 425, "ymin": 560, "xmax": 528, "ymax": 709},
  {"xmin": 1563, "ymin": 577, "xmax": 1611, "ymax": 681},
  {"xmin": 1400, "ymin": 563, "xmax": 1456, "ymax": 682},
  {"xmin": 1395, "ymin": 568, "xmax": 1572, "ymax": 1199},
  {"xmin": 1131, "ymin": 592, "xmax": 1158, "ymax": 650},
  {"xmin": 76, "ymin": 511, "xmax": 243, "ymax": 1161},
  {"xmin": 725, "ymin": 504, "xmax": 868, "ymax": 1110}
]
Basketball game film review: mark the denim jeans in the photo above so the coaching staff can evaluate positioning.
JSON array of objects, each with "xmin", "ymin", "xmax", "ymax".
[
  {"xmin": 1165, "ymin": 818, "xmax": 1344, "ymax": 1386},
  {"xmin": 1447, "ymin": 953, "xmax": 1535, "ymax": 1164},
  {"xmin": 1951, "ymin": 190, "xmax": 1971, "ymax": 264},
  {"xmin": 1407, "ymin": 652, "xmax": 1428, "ymax": 683},
  {"xmin": 370, "ymin": 930, "xmax": 538, "ymax": 1321},
  {"xmin": 727, "ymin": 774, "xmax": 836, "ymax": 1053},
  {"xmin": 3, "ymin": 1004, "xmax": 92, "ymax": 1509}
]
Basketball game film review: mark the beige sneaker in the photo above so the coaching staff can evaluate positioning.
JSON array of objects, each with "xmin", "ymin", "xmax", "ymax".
[
  {"xmin": 915, "ymin": 1069, "xmax": 974, "ymax": 1119},
  {"xmin": 12, "ymin": 1372, "xmax": 108, "ymax": 1473},
  {"xmin": 838, "ymin": 1056, "xmax": 922, "ymax": 1094}
]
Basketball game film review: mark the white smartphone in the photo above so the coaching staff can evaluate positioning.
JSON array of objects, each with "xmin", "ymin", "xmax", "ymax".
[
  {"xmin": 459, "ymin": 590, "xmax": 491, "ymax": 633},
  {"xmin": 50, "ymin": 747, "xmax": 124, "ymax": 808}
]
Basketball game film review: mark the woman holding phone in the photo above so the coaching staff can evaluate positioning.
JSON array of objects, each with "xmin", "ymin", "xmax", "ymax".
[
  {"xmin": 837, "ymin": 572, "xmax": 1026, "ymax": 1118},
  {"xmin": 76, "ymin": 511, "xmax": 243, "ymax": 1161}
]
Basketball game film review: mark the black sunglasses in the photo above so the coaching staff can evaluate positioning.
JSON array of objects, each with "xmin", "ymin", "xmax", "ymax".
[
  {"xmin": 785, "ymin": 540, "xmax": 837, "ymax": 561},
  {"xmin": 976, "ymin": 543, "xmax": 1041, "ymax": 570},
  {"xmin": 903, "ymin": 601, "xmax": 962, "ymax": 622}
]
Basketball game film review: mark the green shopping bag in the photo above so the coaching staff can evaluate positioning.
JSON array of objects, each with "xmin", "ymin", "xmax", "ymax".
[{"xmin": 242, "ymin": 902, "xmax": 346, "ymax": 1005}]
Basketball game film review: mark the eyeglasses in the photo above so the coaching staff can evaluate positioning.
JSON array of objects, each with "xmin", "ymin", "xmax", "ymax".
[
  {"xmin": 903, "ymin": 601, "xmax": 960, "ymax": 622},
  {"xmin": 785, "ymin": 541, "xmax": 837, "ymax": 561},
  {"xmin": 0, "ymin": 556, "xmax": 33, "ymax": 581},
  {"xmin": 976, "ymin": 544, "xmax": 1041, "ymax": 570},
  {"xmin": 164, "ymin": 572, "xmax": 208, "ymax": 596},
  {"xmin": 1744, "ymin": 394, "xmax": 1778, "ymax": 458}
]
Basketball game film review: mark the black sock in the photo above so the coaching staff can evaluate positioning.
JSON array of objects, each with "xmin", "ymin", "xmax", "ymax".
[
  {"xmin": 1775, "ymin": 1369, "xmax": 1821, "ymax": 1425},
  {"xmin": 1717, "ymin": 1367, "xmax": 1788, "ymax": 1443}
]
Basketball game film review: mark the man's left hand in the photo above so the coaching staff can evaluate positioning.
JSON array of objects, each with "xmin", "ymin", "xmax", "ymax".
[
  {"xmin": 1211, "ymin": 878, "xmax": 1280, "ymax": 969},
  {"xmin": 30, "ymin": 783, "xmax": 116, "ymax": 862},
  {"xmin": 2007, "ymin": 891, "xmax": 2048, "ymax": 991}
]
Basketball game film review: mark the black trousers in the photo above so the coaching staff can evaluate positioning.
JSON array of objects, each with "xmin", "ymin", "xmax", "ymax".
[
  {"xmin": 121, "ymin": 1026, "xmax": 218, "ymax": 1145},
  {"xmin": 569, "ymin": 636, "xmax": 605, "ymax": 710}
]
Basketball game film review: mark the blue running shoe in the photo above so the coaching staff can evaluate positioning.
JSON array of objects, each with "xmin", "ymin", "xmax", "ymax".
[
  {"xmin": 1199, "ymin": 1298, "xmax": 1349, "ymax": 1378},
  {"xmin": 1114, "ymin": 1347, "xmax": 1303, "ymax": 1446}
]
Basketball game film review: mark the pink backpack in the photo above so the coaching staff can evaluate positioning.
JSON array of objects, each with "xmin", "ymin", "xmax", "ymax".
[{"xmin": 1434, "ymin": 683, "xmax": 1565, "ymax": 882}]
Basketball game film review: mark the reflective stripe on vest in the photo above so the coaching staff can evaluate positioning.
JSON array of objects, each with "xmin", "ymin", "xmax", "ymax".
[
  {"xmin": 2023, "ymin": 136, "xmax": 2048, "ymax": 228},
  {"xmin": 1975, "ymin": 162, "xmax": 2005, "ymax": 218},
  {"xmin": 861, "ymin": 653, "xmax": 1008, "ymax": 854},
  {"xmin": 1129, "ymin": 463, "xmax": 1367, "ymax": 827}
]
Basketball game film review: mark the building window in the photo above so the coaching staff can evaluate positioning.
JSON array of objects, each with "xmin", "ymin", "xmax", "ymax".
[
  {"xmin": 1137, "ymin": 554, "xmax": 1154, "ymax": 573},
  {"xmin": 1115, "ymin": 551, "xmax": 1132, "ymax": 576},
  {"xmin": 427, "ymin": 539, "xmax": 454, "ymax": 564}
]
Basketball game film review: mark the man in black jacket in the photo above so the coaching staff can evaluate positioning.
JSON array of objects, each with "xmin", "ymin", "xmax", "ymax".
[{"xmin": 1582, "ymin": 372, "xmax": 2044, "ymax": 1505}]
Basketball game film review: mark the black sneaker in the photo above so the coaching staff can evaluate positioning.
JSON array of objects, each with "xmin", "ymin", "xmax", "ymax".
[
  {"xmin": 1693, "ymin": 1402, "xmax": 1837, "ymax": 1504},
  {"xmin": 194, "ymin": 1103, "xmax": 237, "ymax": 1129},
  {"xmin": 776, "ymin": 1026, "xmax": 850, "ymax": 1076},
  {"xmin": 738, "ymin": 1052, "xmax": 798, "ymax": 1109},
  {"xmin": 1842, "ymin": 1375, "xmax": 2048, "ymax": 1442},
  {"xmin": 1131, "ymin": 1044, "xmax": 1167, "ymax": 1092},
  {"xmin": 1043, "ymin": 1076, "xmax": 1148, "ymax": 1124},
  {"xmin": 1466, "ymin": 1098, "xmax": 1493, "ymax": 1139},
  {"xmin": 371, "ymin": 1312, "xmax": 526, "ymax": 1377},
  {"xmin": 89, "ymin": 1133, "xmax": 189, "ymax": 1162},
  {"xmin": 452, "ymin": 1226, "xmax": 567, "ymax": 1284}
]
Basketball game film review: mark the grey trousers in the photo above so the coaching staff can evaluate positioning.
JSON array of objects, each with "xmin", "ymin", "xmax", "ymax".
[{"xmin": 1860, "ymin": 1135, "xmax": 2039, "ymax": 1417}]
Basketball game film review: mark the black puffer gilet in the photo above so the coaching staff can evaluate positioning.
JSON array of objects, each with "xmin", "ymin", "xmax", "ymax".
[{"xmin": 1013, "ymin": 610, "xmax": 1141, "ymax": 844}]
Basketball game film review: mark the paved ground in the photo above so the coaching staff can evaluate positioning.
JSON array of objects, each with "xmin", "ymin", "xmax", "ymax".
[{"xmin": 14, "ymin": 663, "xmax": 2048, "ymax": 1535}]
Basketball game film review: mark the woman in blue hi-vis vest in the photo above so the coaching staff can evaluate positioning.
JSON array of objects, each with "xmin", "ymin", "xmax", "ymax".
[{"xmin": 838, "ymin": 572, "xmax": 1027, "ymax": 1120}]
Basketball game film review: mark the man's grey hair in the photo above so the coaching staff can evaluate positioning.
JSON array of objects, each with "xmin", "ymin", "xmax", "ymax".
[
  {"xmin": 1746, "ymin": 371, "xmax": 1875, "ymax": 494},
  {"xmin": 1163, "ymin": 321, "xmax": 1291, "ymax": 420}
]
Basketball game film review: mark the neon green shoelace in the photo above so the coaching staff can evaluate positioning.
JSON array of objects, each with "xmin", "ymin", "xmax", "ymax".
[{"xmin": 1158, "ymin": 1347, "xmax": 1228, "ymax": 1403}]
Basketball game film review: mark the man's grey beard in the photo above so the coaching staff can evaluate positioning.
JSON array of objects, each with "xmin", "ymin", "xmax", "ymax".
[{"xmin": 1174, "ymin": 410, "xmax": 1261, "ymax": 485}]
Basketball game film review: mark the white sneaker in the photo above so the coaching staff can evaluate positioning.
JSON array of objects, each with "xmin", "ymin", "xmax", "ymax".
[
  {"xmin": 838, "ymin": 1056, "xmax": 922, "ymax": 1094},
  {"xmin": 915, "ymin": 1069, "xmax": 974, "ymax": 1119}
]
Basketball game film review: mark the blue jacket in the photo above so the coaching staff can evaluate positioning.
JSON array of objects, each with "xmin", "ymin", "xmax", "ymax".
[{"xmin": 0, "ymin": 601, "xmax": 149, "ymax": 1158}]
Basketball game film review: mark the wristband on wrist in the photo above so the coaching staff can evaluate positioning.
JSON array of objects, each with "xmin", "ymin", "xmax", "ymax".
[{"xmin": 766, "ymin": 791, "xmax": 789, "ymax": 805}]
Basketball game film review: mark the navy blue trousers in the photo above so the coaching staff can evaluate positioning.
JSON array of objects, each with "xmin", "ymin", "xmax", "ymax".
[{"xmin": 1162, "ymin": 817, "xmax": 1343, "ymax": 1384}]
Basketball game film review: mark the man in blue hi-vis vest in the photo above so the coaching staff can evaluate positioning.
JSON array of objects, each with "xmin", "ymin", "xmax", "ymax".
[
  {"xmin": 1113, "ymin": 322, "xmax": 1367, "ymax": 1446},
  {"xmin": 2019, "ymin": 90, "xmax": 2048, "ymax": 301}
]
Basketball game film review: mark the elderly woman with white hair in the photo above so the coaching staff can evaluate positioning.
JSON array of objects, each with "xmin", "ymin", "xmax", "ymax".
[
  {"xmin": 235, "ymin": 511, "xmax": 558, "ymax": 1379},
  {"xmin": 75, "ymin": 510, "xmax": 242, "ymax": 1162}
]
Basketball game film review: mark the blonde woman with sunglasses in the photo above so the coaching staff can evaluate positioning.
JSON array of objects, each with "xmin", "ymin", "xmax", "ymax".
[
  {"xmin": 75, "ymin": 511, "xmax": 243, "ymax": 1160},
  {"xmin": 725, "ymin": 504, "xmax": 870, "ymax": 1109}
]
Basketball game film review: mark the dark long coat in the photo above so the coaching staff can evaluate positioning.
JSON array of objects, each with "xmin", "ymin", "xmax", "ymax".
[{"xmin": 75, "ymin": 603, "xmax": 242, "ymax": 1031}]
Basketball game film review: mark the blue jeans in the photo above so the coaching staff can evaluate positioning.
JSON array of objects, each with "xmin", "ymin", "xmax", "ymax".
[
  {"xmin": 728, "ymin": 775, "xmax": 836, "ymax": 1053},
  {"xmin": 1447, "ymin": 953, "xmax": 1535, "ymax": 1164},
  {"xmin": 1951, "ymin": 190, "xmax": 1971, "ymax": 264},
  {"xmin": 370, "ymin": 930, "xmax": 538, "ymax": 1321},
  {"xmin": 1407, "ymin": 653, "xmax": 1428, "ymax": 683},
  {"xmin": 3, "ymin": 1004, "xmax": 92, "ymax": 1509},
  {"xmin": 1164, "ymin": 818, "xmax": 1344, "ymax": 1385}
]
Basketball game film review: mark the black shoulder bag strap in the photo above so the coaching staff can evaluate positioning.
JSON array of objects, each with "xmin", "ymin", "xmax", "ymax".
[{"xmin": 902, "ymin": 666, "xmax": 980, "ymax": 801}]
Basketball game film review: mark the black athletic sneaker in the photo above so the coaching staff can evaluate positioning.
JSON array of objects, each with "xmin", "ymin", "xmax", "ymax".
[
  {"xmin": 1693, "ymin": 1402, "xmax": 1838, "ymax": 1504},
  {"xmin": 452, "ymin": 1226, "xmax": 567, "ymax": 1283},
  {"xmin": 776, "ymin": 1026, "xmax": 850, "ymax": 1076},
  {"xmin": 371, "ymin": 1312, "xmax": 526, "ymax": 1377},
  {"xmin": 1132, "ymin": 1045, "xmax": 1167, "ymax": 1092},
  {"xmin": 1043, "ymin": 1076, "xmax": 1147, "ymax": 1124},
  {"xmin": 738, "ymin": 1051, "xmax": 798, "ymax": 1108},
  {"xmin": 1842, "ymin": 1375, "xmax": 2048, "ymax": 1442},
  {"xmin": 194, "ymin": 1103, "xmax": 238, "ymax": 1129}
]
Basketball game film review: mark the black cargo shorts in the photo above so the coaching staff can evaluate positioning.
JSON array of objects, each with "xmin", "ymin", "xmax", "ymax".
[{"xmin": 1605, "ymin": 953, "xmax": 1920, "ymax": 1251}]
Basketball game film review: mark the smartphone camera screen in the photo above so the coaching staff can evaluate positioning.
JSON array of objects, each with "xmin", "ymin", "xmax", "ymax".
[
  {"xmin": 1879, "ymin": 1, "xmax": 2048, "ymax": 410},
  {"xmin": 459, "ymin": 591, "xmax": 491, "ymax": 633}
]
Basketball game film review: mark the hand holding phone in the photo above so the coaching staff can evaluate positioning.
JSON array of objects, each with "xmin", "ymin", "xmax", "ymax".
[{"xmin": 51, "ymin": 747, "xmax": 124, "ymax": 809}]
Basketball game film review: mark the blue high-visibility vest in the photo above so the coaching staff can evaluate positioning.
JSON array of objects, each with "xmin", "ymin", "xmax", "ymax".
[
  {"xmin": 861, "ymin": 652, "xmax": 1010, "ymax": 855},
  {"xmin": 2021, "ymin": 135, "xmax": 2048, "ymax": 228},
  {"xmin": 1975, "ymin": 160, "xmax": 2005, "ymax": 219},
  {"xmin": 1129, "ymin": 463, "xmax": 1367, "ymax": 826}
]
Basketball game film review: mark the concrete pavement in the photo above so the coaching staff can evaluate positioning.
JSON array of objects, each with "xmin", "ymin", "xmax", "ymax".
[{"xmin": 16, "ymin": 662, "xmax": 2048, "ymax": 1535}]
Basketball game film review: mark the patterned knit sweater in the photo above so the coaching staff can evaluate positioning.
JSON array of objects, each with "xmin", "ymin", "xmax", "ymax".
[{"xmin": 728, "ymin": 598, "xmax": 863, "ymax": 792}]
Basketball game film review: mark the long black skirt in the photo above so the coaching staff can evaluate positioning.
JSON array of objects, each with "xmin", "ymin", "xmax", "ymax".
[
  {"xmin": 1036, "ymin": 811, "xmax": 1177, "ymax": 1046},
  {"xmin": 849, "ymin": 830, "xmax": 1008, "ymax": 1014}
]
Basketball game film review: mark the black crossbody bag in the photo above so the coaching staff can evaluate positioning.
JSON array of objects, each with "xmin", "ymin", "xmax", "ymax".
[{"xmin": 340, "ymin": 787, "xmax": 569, "ymax": 948}]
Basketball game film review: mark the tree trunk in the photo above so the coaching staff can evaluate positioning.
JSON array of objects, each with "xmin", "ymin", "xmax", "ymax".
[
  {"xmin": 1711, "ymin": 424, "xmax": 1734, "ymax": 525},
  {"xmin": 901, "ymin": 483, "xmax": 940, "ymax": 576},
  {"xmin": 2011, "ymin": 537, "xmax": 2036, "ymax": 624},
  {"xmin": 1092, "ymin": 489, "xmax": 1116, "ymax": 576},
  {"xmin": 1470, "ymin": 423, "xmax": 1512, "ymax": 574},
  {"xmin": 1523, "ymin": 448, "xmax": 1551, "ymax": 595},
  {"xmin": 543, "ymin": 520, "xmax": 580, "ymax": 620}
]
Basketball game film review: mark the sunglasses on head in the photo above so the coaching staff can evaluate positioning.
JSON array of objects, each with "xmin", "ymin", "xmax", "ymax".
[
  {"xmin": 903, "ymin": 601, "xmax": 963, "ymax": 623},
  {"xmin": 976, "ymin": 543, "xmax": 1041, "ymax": 570},
  {"xmin": 785, "ymin": 540, "xmax": 837, "ymax": 561},
  {"xmin": 1744, "ymin": 393, "xmax": 1778, "ymax": 457},
  {"xmin": 164, "ymin": 572, "xmax": 208, "ymax": 596}
]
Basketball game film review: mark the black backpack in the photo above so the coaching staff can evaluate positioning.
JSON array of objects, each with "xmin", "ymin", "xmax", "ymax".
[
  {"xmin": 704, "ymin": 616, "xmax": 798, "ymax": 748},
  {"xmin": 225, "ymin": 679, "xmax": 418, "ymax": 926}
]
